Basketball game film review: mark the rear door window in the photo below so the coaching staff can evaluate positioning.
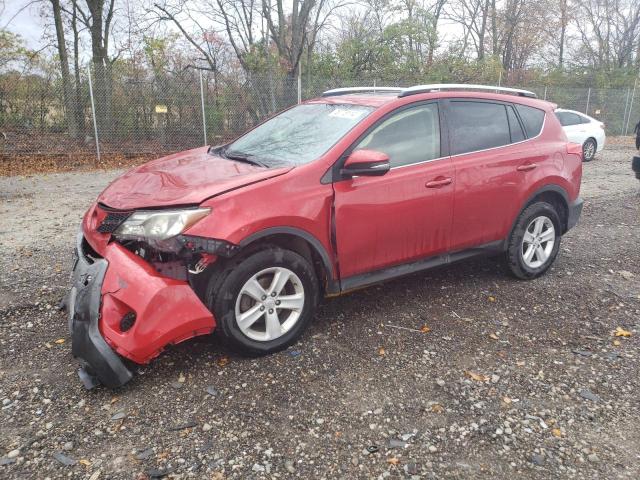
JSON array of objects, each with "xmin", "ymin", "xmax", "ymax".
[
  {"xmin": 515, "ymin": 104, "xmax": 545, "ymax": 137},
  {"xmin": 449, "ymin": 101, "xmax": 511, "ymax": 155}
]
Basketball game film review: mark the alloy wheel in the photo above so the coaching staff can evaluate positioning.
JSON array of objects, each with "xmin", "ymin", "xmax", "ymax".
[
  {"xmin": 521, "ymin": 216, "xmax": 556, "ymax": 269},
  {"xmin": 234, "ymin": 267, "xmax": 305, "ymax": 342},
  {"xmin": 583, "ymin": 140, "xmax": 595, "ymax": 161}
]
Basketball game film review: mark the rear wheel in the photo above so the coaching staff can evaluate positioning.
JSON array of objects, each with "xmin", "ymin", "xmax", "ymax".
[
  {"xmin": 582, "ymin": 138, "xmax": 596, "ymax": 162},
  {"xmin": 505, "ymin": 202, "xmax": 561, "ymax": 279},
  {"xmin": 206, "ymin": 247, "xmax": 319, "ymax": 355}
]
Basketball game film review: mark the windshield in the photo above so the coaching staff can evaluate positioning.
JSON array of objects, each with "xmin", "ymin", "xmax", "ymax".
[{"xmin": 225, "ymin": 103, "xmax": 374, "ymax": 165}]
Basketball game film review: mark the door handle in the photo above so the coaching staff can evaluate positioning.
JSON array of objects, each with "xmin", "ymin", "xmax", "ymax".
[
  {"xmin": 516, "ymin": 163, "xmax": 537, "ymax": 172},
  {"xmin": 425, "ymin": 177, "xmax": 452, "ymax": 188}
]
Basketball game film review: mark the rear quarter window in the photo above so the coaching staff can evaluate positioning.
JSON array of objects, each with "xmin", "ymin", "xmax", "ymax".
[{"xmin": 515, "ymin": 104, "xmax": 545, "ymax": 138}]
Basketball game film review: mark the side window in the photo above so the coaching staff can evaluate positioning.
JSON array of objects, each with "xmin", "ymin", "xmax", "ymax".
[
  {"xmin": 449, "ymin": 101, "xmax": 510, "ymax": 155},
  {"xmin": 556, "ymin": 111, "xmax": 581, "ymax": 126},
  {"xmin": 515, "ymin": 104, "xmax": 545, "ymax": 137},
  {"xmin": 507, "ymin": 105, "xmax": 526, "ymax": 143},
  {"xmin": 355, "ymin": 104, "xmax": 440, "ymax": 167}
]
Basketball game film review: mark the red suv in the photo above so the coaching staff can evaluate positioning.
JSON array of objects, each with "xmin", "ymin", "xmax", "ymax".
[{"xmin": 67, "ymin": 84, "xmax": 583, "ymax": 388}]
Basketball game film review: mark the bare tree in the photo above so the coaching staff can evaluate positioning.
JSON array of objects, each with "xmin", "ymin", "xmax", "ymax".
[
  {"xmin": 50, "ymin": 0, "xmax": 79, "ymax": 137},
  {"xmin": 447, "ymin": 0, "xmax": 492, "ymax": 60},
  {"xmin": 70, "ymin": 0, "xmax": 116, "ymax": 136},
  {"xmin": 573, "ymin": 0, "xmax": 640, "ymax": 70}
]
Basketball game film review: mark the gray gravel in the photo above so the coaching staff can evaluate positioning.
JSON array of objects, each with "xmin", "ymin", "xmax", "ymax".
[{"xmin": 1, "ymin": 145, "xmax": 639, "ymax": 479}]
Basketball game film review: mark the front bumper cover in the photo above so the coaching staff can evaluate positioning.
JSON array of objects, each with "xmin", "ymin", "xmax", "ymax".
[
  {"xmin": 68, "ymin": 234, "xmax": 133, "ymax": 388},
  {"xmin": 68, "ymin": 232, "xmax": 216, "ymax": 389}
]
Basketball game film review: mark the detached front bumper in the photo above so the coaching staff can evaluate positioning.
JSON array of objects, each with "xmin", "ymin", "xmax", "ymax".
[
  {"xmin": 68, "ymin": 233, "xmax": 216, "ymax": 389},
  {"xmin": 68, "ymin": 234, "xmax": 133, "ymax": 388}
]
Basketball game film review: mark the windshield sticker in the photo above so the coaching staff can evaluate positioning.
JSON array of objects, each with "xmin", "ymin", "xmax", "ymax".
[{"xmin": 328, "ymin": 108, "xmax": 366, "ymax": 120}]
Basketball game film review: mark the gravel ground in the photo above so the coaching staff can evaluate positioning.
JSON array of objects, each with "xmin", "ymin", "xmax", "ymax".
[{"xmin": 1, "ymin": 145, "xmax": 639, "ymax": 479}]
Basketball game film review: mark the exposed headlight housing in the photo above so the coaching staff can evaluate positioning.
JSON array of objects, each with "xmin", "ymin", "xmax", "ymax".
[{"xmin": 114, "ymin": 208, "xmax": 210, "ymax": 246}]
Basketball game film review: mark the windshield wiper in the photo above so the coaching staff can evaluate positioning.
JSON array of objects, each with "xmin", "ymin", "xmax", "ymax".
[{"xmin": 222, "ymin": 148, "xmax": 266, "ymax": 167}]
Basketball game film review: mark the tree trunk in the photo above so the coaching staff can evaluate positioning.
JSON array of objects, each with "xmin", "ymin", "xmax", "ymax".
[
  {"xmin": 50, "ymin": 0, "xmax": 79, "ymax": 138},
  {"xmin": 558, "ymin": 0, "xmax": 567, "ymax": 68},
  {"xmin": 85, "ymin": 0, "xmax": 114, "ymax": 138},
  {"xmin": 71, "ymin": 2, "xmax": 85, "ymax": 136}
]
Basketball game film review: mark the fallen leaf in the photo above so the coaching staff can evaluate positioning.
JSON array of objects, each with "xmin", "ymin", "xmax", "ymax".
[
  {"xmin": 420, "ymin": 325, "xmax": 431, "ymax": 333},
  {"xmin": 79, "ymin": 459, "xmax": 92, "ymax": 466},
  {"xmin": 110, "ymin": 396, "xmax": 119, "ymax": 404},
  {"xmin": 431, "ymin": 403, "xmax": 444, "ymax": 413},
  {"xmin": 387, "ymin": 457, "xmax": 400, "ymax": 465},
  {"xmin": 465, "ymin": 371, "xmax": 489, "ymax": 382},
  {"xmin": 217, "ymin": 356, "xmax": 230, "ymax": 367},
  {"xmin": 613, "ymin": 340, "xmax": 621, "ymax": 346},
  {"xmin": 551, "ymin": 428, "xmax": 562, "ymax": 438},
  {"xmin": 614, "ymin": 327, "xmax": 632, "ymax": 337},
  {"xmin": 489, "ymin": 333, "xmax": 499, "ymax": 340},
  {"xmin": 54, "ymin": 338, "xmax": 65, "ymax": 344},
  {"xmin": 378, "ymin": 347, "xmax": 386, "ymax": 356},
  {"xmin": 488, "ymin": 296, "xmax": 496, "ymax": 302}
]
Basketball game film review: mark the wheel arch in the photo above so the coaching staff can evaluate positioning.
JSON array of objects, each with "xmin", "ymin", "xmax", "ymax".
[
  {"xmin": 237, "ymin": 227, "xmax": 339, "ymax": 295},
  {"xmin": 509, "ymin": 185, "xmax": 570, "ymax": 240}
]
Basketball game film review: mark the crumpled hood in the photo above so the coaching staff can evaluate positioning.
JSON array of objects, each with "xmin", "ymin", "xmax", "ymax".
[{"xmin": 98, "ymin": 147, "xmax": 293, "ymax": 210}]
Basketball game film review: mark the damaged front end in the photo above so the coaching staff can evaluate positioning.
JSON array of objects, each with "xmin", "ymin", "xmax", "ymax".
[{"xmin": 67, "ymin": 204, "xmax": 236, "ymax": 389}]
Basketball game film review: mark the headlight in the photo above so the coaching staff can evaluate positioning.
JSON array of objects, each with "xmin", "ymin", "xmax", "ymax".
[{"xmin": 114, "ymin": 208, "xmax": 210, "ymax": 242}]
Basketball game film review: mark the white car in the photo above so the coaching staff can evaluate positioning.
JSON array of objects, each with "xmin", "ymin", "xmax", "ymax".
[{"xmin": 555, "ymin": 108, "xmax": 606, "ymax": 161}]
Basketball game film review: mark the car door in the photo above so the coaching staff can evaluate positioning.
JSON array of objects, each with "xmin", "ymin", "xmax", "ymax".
[
  {"xmin": 333, "ymin": 102, "xmax": 454, "ymax": 280},
  {"xmin": 446, "ymin": 99, "xmax": 549, "ymax": 250}
]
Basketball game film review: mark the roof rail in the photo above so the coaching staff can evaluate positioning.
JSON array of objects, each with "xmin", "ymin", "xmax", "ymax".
[
  {"xmin": 399, "ymin": 84, "xmax": 537, "ymax": 98},
  {"xmin": 321, "ymin": 87, "xmax": 404, "ymax": 97}
]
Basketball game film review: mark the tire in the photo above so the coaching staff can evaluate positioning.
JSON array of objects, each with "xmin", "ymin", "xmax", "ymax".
[
  {"xmin": 206, "ymin": 246, "xmax": 319, "ymax": 355},
  {"xmin": 505, "ymin": 202, "xmax": 562, "ymax": 280},
  {"xmin": 582, "ymin": 138, "xmax": 596, "ymax": 162}
]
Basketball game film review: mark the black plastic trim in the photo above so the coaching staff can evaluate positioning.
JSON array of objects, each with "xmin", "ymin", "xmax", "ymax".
[
  {"xmin": 341, "ymin": 240, "xmax": 504, "ymax": 292},
  {"xmin": 177, "ymin": 235, "xmax": 240, "ymax": 257},
  {"xmin": 567, "ymin": 197, "xmax": 584, "ymax": 231},
  {"xmin": 69, "ymin": 233, "xmax": 133, "ymax": 389},
  {"xmin": 239, "ymin": 227, "xmax": 340, "ymax": 294},
  {"xmin": 520, "ymin": 184, "xmax": 571, "ymax": 232}
]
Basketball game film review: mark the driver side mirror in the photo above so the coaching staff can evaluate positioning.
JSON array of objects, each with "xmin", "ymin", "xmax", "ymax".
[{"xmin": 340, "ymin": 149, "xmax": 390, "ymax": 178}]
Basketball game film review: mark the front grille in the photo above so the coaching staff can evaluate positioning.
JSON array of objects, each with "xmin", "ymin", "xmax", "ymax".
[{"xmin": 97, "ymin": 211, "xmax": 131, "ymax": 233}]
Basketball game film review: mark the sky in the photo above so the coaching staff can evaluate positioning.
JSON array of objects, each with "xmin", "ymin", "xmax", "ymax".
[{"xmin": 2, "ymin": 0, "xmax": 47, "ymax": 49}]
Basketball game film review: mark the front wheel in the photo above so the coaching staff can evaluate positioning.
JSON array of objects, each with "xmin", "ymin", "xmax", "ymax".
[
  {"xmin": 206, "ymin": 247, "xmax": 319, "ymax": 355},
  {"xmin": 505, "ymin": 202, "xmax": 561, "ymax": 279},
  {"xmin": 582, "ymin": 138, "xmax": 597, "ymax": 162}
]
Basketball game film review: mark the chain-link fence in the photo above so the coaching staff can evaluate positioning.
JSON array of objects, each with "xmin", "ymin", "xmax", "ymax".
[{"xmin": 1, "ymin": 69, "xmax": 639, "ymax": 167}]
